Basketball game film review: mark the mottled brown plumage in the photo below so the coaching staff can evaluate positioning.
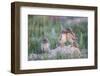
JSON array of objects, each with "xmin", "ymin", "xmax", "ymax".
[
  {"xmin": 59, "ymin": 28, "xmax": 77, "ymax": 47},
  {"xmin": 41, "ymin": 37, "xmax": 50, "ymax": 53}
]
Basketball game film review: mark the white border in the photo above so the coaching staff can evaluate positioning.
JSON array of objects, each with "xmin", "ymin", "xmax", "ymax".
[{"xmin": 20, "ymin": 7, "xmax": 95, "ymax": 70}]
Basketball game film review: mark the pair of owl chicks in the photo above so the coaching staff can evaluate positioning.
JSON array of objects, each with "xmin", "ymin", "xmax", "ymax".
[
  {"xmin": 41, "ymin": 28, "xmax": 79, "ymax": 53},
  {"xmin": 59, "ymin": 28, "xmax": 78, "ymax": 47}
]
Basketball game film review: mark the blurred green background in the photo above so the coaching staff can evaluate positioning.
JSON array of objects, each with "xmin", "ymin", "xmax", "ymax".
[{"xmin": 28, "ymin": 15, "xmax": 88, "ymax": 59}]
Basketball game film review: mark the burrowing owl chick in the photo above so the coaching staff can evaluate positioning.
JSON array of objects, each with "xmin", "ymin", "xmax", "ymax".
[{"xmin": 41, "ymin": 37, "xmax": 50, "ymax": 53}]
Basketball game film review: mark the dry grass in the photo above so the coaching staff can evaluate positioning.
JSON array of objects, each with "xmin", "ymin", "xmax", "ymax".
[{"xmin": 28, "ymin": 46, "xmax": 87, "ymax": 60}]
